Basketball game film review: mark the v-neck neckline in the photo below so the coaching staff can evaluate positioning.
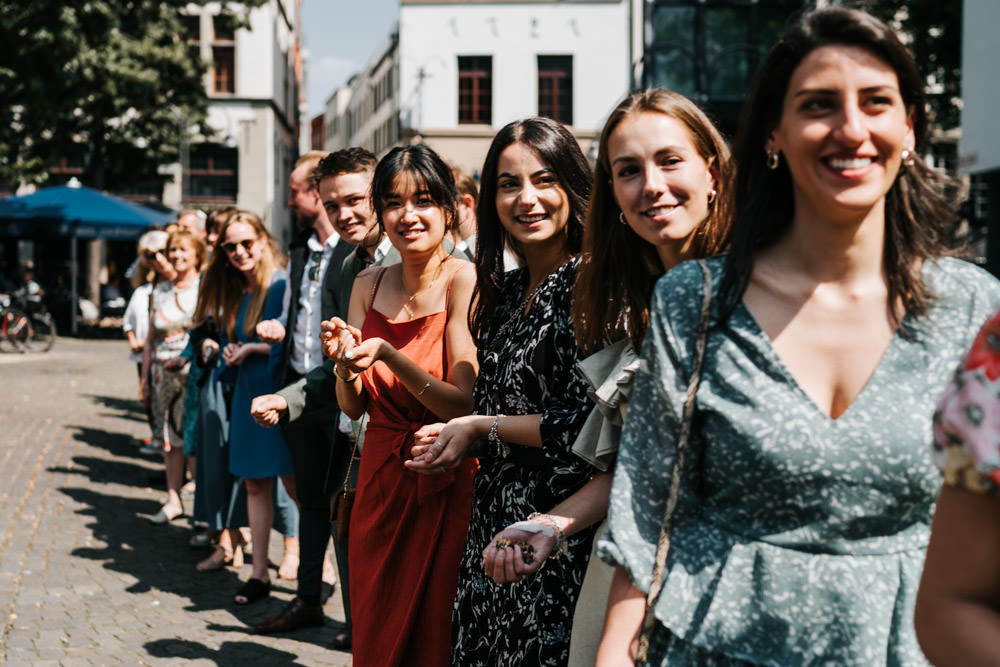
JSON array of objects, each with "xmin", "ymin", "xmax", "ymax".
[{"xmin": 734, "ymin": 298, "xmax": 909, "ymax": 423}]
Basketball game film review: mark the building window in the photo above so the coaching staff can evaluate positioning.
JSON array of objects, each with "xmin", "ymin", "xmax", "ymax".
[
  {"xmin": 188, "ymin": 144, "xmax": 238, "ymax": 201},
  {"xmin": 538, "ymin": 55, "xmax": 573, "ymax": 125},
  {"xmin": 458, "ymin": 56, "xmax": 492, "ymax": 125},
  {"xmin": 212, "ymin": 15, "xmax": 235, "ymax": 94},
  {"xmin": 645, "ymin": 0, "xmax": 804, "ymax": 134}
]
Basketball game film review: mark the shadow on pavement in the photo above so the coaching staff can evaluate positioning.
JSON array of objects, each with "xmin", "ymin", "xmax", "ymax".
[
  {"xmin": 56, "ymin": 421, "xmax": 340, "ymax": 658},
  {"xmin": 83, "ymin": 393, "xmax": 148, "ymax": 424},
  {"xmin": 145, "ymin": 638, "xmax": 309, "ymax": 666}
]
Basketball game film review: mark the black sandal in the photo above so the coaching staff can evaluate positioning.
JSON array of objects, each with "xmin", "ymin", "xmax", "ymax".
[{"xmin": 234, "ymin": 577, "xmax": 270, "ymax": 605}]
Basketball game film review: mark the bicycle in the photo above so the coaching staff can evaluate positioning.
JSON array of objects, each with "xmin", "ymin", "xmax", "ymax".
[{"xmin": 0, "ymin": 293, "xmax": 56, "ymax": 353}]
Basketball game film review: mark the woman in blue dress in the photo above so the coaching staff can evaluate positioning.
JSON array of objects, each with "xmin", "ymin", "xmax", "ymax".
[
  {"xmin": 200, "ymin": 209, "xmax": 297, "ymax": 604},
  {"xmin": 597, "ymin": 7, "xmax": 1000, "ymax": 666}
]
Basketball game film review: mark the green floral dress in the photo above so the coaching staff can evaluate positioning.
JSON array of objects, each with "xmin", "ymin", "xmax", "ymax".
[{"xmin": 598, "ymin": 256, "xmax": 1000, "ymax": 666}]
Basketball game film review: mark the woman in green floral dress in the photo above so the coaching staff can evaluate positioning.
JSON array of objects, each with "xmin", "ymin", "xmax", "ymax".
[{"xmin": 597, "ymin": 7, "xmax": 1000, "ymax": 666}]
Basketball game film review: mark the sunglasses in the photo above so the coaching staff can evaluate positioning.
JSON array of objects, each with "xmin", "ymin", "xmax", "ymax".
[{"xmin": 222, "ymin": 238, "xmax": 256, "ymax": 254}]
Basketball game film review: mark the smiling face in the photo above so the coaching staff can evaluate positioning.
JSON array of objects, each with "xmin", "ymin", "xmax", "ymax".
[
  {"xmin": 167, "ymin": 237, "xmax": 198, "ymax": 276},
  {"xmin": 495, "ymin": 142, "xmax": 570, "ymax": 250},
  {"xmin": 609, "ymin": 111, "xmax": 716, "ymax": 264},
  {"xmin": 379, "ymin": 172, "xmax": 447, "ymax": 256},
  {"xmin": 221, "ymin": 221, "xmax": 262, "ymax": 278},
  {"xmin": 768, "ymin": 45, "xmax": 914, "ymax": 224},
  {"xmin": 319, "ymin": 170, "xmax": 378, "ymax": 245}
]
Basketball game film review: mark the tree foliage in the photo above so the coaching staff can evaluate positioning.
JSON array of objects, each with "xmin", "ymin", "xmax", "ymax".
[
  {"xmin": 854, "ymin": 0, "xmax": 963, "ymax": 131},
  {"xmin": 0, "ymin": 1, "xmax": 265, "ymax": 192}
]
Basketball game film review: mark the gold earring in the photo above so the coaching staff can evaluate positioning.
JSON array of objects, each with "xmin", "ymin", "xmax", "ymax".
[
  {"xmin": 901, "ymin": 148, "xmax": 916, "ymax": 167},
  {"xmin": 707, "ymin": 188, "xmax": 717, "ymax": 204},
  {"xmin": 766, "ymin": 150, "xmax": 780, "ymax": 170}
]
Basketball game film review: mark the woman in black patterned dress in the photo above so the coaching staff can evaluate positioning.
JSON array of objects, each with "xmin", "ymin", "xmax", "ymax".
[{"xmin": 406, "ymin": 117, "xmax": 596, "ymax": 665}]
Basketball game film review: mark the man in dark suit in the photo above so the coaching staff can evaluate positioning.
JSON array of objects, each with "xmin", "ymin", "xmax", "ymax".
[
  {"xmin": 249, "ymin": 150, "xmax": 355, "ymax": 637},
  {"xmin": 250, "ymin": 148, "xmax": 381, "ymax": 649}
]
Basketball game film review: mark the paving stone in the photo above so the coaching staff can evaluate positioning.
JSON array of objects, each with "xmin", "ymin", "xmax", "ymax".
[{"xmin": 0, "ymin": 339, "xmax": 351, "ymax": 664}]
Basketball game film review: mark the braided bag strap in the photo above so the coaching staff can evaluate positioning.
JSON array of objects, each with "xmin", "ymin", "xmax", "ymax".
[{"xmin": 635, "ymin": 259, "xmax": 713, "ymax": 665}]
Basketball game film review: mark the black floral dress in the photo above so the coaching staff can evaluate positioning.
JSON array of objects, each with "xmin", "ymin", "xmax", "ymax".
[{"xmin": 451, "ymin": 258, "xmax": 598, "ymax": 667}]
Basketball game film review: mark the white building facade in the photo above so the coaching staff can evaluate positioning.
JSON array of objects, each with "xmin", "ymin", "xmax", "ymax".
[
  {"xmin": 324, "ymin": 0, "xmax": 630, "ymax": 177},
  {"xmin": 164, "ymin": 0, "xmax": 301, "ymax": 247}
]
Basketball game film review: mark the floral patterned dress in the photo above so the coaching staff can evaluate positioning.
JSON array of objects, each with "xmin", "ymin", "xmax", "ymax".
[
  {"xmin": 934, "ymin": 307, "xmax": 1000, "ymax": 491},
  {"xmin": 451, "ymin": 259, "xmax": 598, "ymax": 667},
  {"xmin": 598, "ymin": 256, "xmax": 1000, "ymax": 666}
]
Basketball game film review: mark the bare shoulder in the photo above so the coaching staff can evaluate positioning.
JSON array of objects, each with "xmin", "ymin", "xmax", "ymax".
[{"xmin": 449, "ymin": 259, "xmax": 476, "ymax": 287}]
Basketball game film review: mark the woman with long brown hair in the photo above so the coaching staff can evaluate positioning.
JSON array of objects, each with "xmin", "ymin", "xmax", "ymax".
[{"xmin": 199, "ymin": 210, "xmax": 297, "ymax": 604}]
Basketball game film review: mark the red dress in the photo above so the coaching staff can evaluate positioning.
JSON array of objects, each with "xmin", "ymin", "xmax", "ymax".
[{"xmin": 349, "ymin": 271, "xmax": 476, "ymax": 667}]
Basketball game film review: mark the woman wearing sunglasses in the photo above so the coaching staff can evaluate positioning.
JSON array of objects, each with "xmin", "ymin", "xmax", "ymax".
[{"xmin": 199, "ymin": 210, "xmax": 297, "ymax": 605}]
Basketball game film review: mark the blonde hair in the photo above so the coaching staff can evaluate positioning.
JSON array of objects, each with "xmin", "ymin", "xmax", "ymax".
[{"xmin": 197, "ymin": 210, "xmax": 286, "ymax": 338}]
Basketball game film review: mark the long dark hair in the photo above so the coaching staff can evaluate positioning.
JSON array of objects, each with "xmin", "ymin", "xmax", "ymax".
[
  {"xmin": 720, "ymin": 6, "xmax": 958, "ymax": 327},
  {"xmin": 573, "ymin": 89, "xmax": 733, "ymax": 355},
  {"xmin": 470, "ymin": 117, "xmax": 592, "ymax": 345},
  {"xmin": 370, "ymin": 144, "xmax": 459, "ymax": 236}
]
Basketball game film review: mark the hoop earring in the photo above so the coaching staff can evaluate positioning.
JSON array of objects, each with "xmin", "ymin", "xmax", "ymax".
[
  {"xmin": 901, "ymin": 148, "xmax": 916, "ymax": 167},
  {"xmin": 707, "ymin": 188, "xmax": 717, "ymax": 205},
  {"xmin": 766, "ymin": 150, "xmax": 780, "ymax": 170},
  {"xmin": 618, "ymin": 211, "xmax": 627, "ymax": 225}
]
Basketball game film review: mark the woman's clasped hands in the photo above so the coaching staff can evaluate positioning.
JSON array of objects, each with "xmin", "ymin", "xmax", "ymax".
[
  {"xmin": 320, "ymin": 317, "xmax": 387, "ymax": 375},
  {"xmin": 405, "ymin": 417, "xmax": 481, "ymax": 475}
]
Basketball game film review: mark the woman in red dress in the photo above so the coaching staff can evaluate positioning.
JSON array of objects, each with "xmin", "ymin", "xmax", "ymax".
[{"xmin": 323, "ymin": 144, "xmax": 478, "ymax": 666}]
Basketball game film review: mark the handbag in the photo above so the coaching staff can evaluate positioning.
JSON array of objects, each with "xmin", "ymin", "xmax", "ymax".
[
  {"xmin": 332, "ymin": 432, "xmax": 361, "ymax": 543},
  {"xmin": 634, "ymin": 259, "xmax": 713, "ymax": 665}
]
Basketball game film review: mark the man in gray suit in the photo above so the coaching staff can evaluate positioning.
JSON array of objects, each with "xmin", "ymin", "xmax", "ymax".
[{"xmin": 250, "ymin": 148, "xmax": 385, "ymax": 650}]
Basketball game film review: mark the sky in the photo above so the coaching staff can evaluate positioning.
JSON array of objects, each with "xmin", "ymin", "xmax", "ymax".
[{"xmin": 301, "ymin": 0, "xmax": 400, "ymax": 118}]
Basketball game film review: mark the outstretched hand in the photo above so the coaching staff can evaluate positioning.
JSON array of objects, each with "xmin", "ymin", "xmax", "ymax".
[{"xmin": 481, "ymin": 523, "xmax": 556, "ymax": 584}]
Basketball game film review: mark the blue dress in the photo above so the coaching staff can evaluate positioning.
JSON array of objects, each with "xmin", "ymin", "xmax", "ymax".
[{"xmin": 225, "ymin": 270, "xmax": 295, "ymax": 479}]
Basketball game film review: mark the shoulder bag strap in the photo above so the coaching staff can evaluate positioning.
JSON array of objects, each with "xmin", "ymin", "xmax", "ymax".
[{"xmin": 634, "ymin": 259, "xmax": 713, "ymax": 665}]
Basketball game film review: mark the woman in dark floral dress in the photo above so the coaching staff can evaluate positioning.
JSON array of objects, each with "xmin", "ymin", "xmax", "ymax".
[{"xmin": 407, "ymin": 117, "xmax": 596, "ymax": 665}]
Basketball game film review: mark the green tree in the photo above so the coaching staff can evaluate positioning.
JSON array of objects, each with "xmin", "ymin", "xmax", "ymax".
[{"xmin": 0, "ymin": 1, "xmax": 263, "ymax": 192}]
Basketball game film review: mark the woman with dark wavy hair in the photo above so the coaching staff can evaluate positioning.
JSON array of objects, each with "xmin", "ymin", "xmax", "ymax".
[
  {"xmin": 597, "ymin": 7, "xmax": 1000, "ymax": 666},
  {"xmin": 408, "ymin": 117, "xmax": 595, "ymax": 665}
]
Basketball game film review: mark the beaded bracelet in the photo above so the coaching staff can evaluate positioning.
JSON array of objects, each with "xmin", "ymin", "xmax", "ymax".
[{"xmin": 527, "ymin": 512, "xmax": 568, "ymax": 558}]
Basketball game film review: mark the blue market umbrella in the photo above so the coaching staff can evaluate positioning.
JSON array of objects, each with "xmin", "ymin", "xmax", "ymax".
[
  {"xmin": 0, "ymin": 178, "xmax": 177, "ymax": 334},
  {"xmin": 0, "ymin": 178, "xmax": 175, "ymax": 240}
]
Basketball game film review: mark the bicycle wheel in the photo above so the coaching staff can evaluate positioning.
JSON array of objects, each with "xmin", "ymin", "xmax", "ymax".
[
  {"xmin": 0, "ymin": 308, "xmax": 31, "ymax": 352},
  {"xmin": 23, "ymin": 313, "xmax": 55, "ymax": 352}
]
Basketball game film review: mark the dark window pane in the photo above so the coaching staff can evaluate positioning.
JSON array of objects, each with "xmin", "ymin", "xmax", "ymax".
[
  {"xmin": 652, "ymin": 5, "xmax": 694, "ymax": 47},
  {"xmin": 458, "ymin": 56, "xmax": 492, "ymax": 125},
  {"xmin": 213, "ymin": 46, "xmax": 234, "ymax": 94},
  {"xmin": 649, "ymin": 49, "xmax": 696, "ymax": 98},
  {"xmin": 213, "ymin": 15, "xmax": 235, "ymax": 41}
]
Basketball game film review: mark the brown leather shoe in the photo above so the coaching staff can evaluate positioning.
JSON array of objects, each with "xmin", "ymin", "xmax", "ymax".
[
  {"xmin": 252, "ymin": 597, "xmax": 324, "ymax": 634},
  {"xmin": 331, "ymin": 628, "xmax": 352, "ymax": 651}
]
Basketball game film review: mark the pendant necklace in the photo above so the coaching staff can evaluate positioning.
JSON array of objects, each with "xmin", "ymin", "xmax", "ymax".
[{"xmin": 401, "ymin": 256, "xmax": 448, "ymax": 318}]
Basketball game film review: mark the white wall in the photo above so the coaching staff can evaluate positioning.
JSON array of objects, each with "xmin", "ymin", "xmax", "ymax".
[
  {"xmin": 961, "ymin": 0, "xmax": 1000, "ymax": 174},
  {"xmin": 399, "ymin": 1, "xmax": 629, "ymax": 131}
]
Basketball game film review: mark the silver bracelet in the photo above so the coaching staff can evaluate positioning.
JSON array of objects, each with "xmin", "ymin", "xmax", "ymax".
[
  {"xmin": 488, "ymin": 414, "xmax": 509, "ymax": 458},
  {"xmin": 334, "ymin": 365, "xmax": 358, "ymax": 382},
  {"xmin": 417, "ymin": 381, "xmax": 431, "ymax": 397}
]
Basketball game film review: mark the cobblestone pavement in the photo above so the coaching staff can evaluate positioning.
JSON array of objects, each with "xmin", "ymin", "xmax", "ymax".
[{"xmin": 0, "ymin": 338, "xmax": 351, "ymax": 666}]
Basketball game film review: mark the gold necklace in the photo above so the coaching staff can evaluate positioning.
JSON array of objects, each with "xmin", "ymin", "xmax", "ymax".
[{"xmin": 401, "ymin": 256, "xmax": 448, "ymax": 318}]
